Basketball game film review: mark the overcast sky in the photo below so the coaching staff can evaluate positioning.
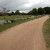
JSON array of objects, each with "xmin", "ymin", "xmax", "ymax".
[{"xmin": 0, "ymin": 0, "xmax": 50, "ymax": 13}]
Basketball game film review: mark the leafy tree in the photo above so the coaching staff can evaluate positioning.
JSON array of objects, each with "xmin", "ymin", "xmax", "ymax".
[
  {"xmin": 20, "ymin": 12, "xmax": 27, "ymax": 15},
  {"xmin": 2, "ymin": 8, "xmax": 10, "ymax": 16},
  {"xmin": 28, "ymin": 8, "xmax": 38, "ymax": 15},
  {"xmin": 32, "ymin": 8, "xmax": 38, "ymax": 15},
  {"xmin": 6, "ymin": 13, "xmax": 11, "ymax": 16},
  {"xmin": 15, "ymin": 10, "xmax": 20, "ymax": 15},
  {"xmin": 44, "ymin": 7, "xmax": 50, "ymax": 14},
  {"xmin": 2, "ymin": 8, "xmax": 10, "ymax": 20},
  {"xmin": 38, "ymin": 7, "xmax": 45, "ymax": 15},
  {"xmin": 28, "ymin": 11, "xmax": 32, "ymax": 15},
  {"xmin": 11, "ymin": 12, "xmax": 15, "ymax": 15}
]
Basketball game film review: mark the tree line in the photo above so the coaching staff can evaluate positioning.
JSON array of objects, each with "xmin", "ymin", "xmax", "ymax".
[
  {"xmin": 28, "ymin": 7, "xmax": 50, "ymax": 15},
  {"xmin": 0, "ymin": 7, "xmax": 50, "ymax": 16}
]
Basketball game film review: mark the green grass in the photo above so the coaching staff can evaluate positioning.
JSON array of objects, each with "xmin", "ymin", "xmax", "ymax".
[
  {"xmin": 43, "ymin": 18, "xmax": 50, "ymax": 48},
  {"xmin": 0, "ymin": 15, "xmax": 42, "ymax": 32},
  {"xmin": 0, "ymin": 15, "xmax": 31, "ymax": 20}
]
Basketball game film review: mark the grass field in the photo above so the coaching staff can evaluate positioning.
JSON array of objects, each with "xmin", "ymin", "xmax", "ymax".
[
  {"xmin": 0, "ymin": 15, "xmax": 31, "ymax": 20},
  {"xmin": 43, "ymin": 17, "xmax": 50, "ymax": 48},
  {"xmin": 0, "ymin": 15, "xmax": 42, "ymax": 32}
]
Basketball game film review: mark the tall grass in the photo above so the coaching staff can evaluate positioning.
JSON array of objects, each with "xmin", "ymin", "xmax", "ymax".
[{"xmin": 43, "ymin": 17, "xmax": 50, "ymax": 48}]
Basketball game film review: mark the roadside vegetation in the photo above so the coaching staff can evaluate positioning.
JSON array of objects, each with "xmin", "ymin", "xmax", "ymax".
[
  {"xmin": 0, "ymin": 6, "xmax": 50, "ymax": 32},
  {"xmin": 43, "ymin": 15, "xmax": 50, "ymax": 48},
  {"xmin": 0, "ymin": 15, "xmax": 42, "ymax": 32},
  {"xmin": 0, "ymin": 15, "xmax": 30, "ymax": 20}
]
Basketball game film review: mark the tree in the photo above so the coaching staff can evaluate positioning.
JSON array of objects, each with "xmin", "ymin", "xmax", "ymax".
[
  {"xmin": 38, "ymin": 7, "xmax": 45, "ymax": 15},
  {"xmin": 32, "ymin": 8, "xmax": 38, "ymax": 15},
  {"xmin": 28, "ymin": 11, "xmax": 32, "ymax": 15},
  {"xmin": 6, "ymin": 13, "xmax": 11, "ymax": 16},
  {"xmin": 20, "ymin": 12, "xmax": 27, "ymax": 15},
  {"xmin": 15, "ymin": 10, "xmax": 20, "ymax": 15},
  {"xmin": 28, "ymin": 8, "xmax": 38, "ymax": 15},
  {"xmin": 11, "ymin": 12, "xmax": 15, "ymax": 15},
  {"xmin": 44, "ymin": 7, "xmax": 50, "ymax": 14},
  {"xmin": 2, "ymin": 8, "xmax": 10, "ymax": 16},
  {"xmin": 2, "ymin": 8, "xmax": 10, "ymax": 20}
]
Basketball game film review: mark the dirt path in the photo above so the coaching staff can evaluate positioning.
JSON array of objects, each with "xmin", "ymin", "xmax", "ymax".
[{"xmin": 0, "ymin": 15, "xmax": 49, "ymax": 50}]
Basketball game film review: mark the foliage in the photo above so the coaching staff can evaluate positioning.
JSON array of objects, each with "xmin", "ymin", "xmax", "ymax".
[
  {"xmin": 28, "ymin": 11, "xmax": 32, "ymax": 15},
  {"xmin": 38, "ymin": 7, "xmax": 45, "ymax": 15},
  {"xmin": 28, "ymin": 7, "xmax": 50, "ymax": 15},
  {"xmin": 20, "ymin": 12, "xmax": 27, "ymax": 15},
  {"xmin": 32, "ymin": 8, "xmax": 38, "ymax": 15},
  {"xmin": 0, "ymin": 7, "xmax": 50, "ymax": 16},
  {"xmin": 11, "ymin": 12, "xmax": 15, "ymax": 15},
  {"xmin": 2, "ymin": 8, "xmax": 10, "ymax": 16},
  {"xmin": 44, "ymin": 7, "xmax": 50, "ymax": 14},
  {"xmin": 15, "ymin": 10, "xmax": 20, "ymax": 15}
]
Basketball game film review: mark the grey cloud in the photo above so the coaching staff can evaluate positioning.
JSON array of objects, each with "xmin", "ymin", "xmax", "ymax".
[
  {"xmin": 26, "ymin": 0, "xmax": 50, "ymax": 12},
  {"xmin": 0, "ymin": 0, "xmax": 50, "ymax": 12}
]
